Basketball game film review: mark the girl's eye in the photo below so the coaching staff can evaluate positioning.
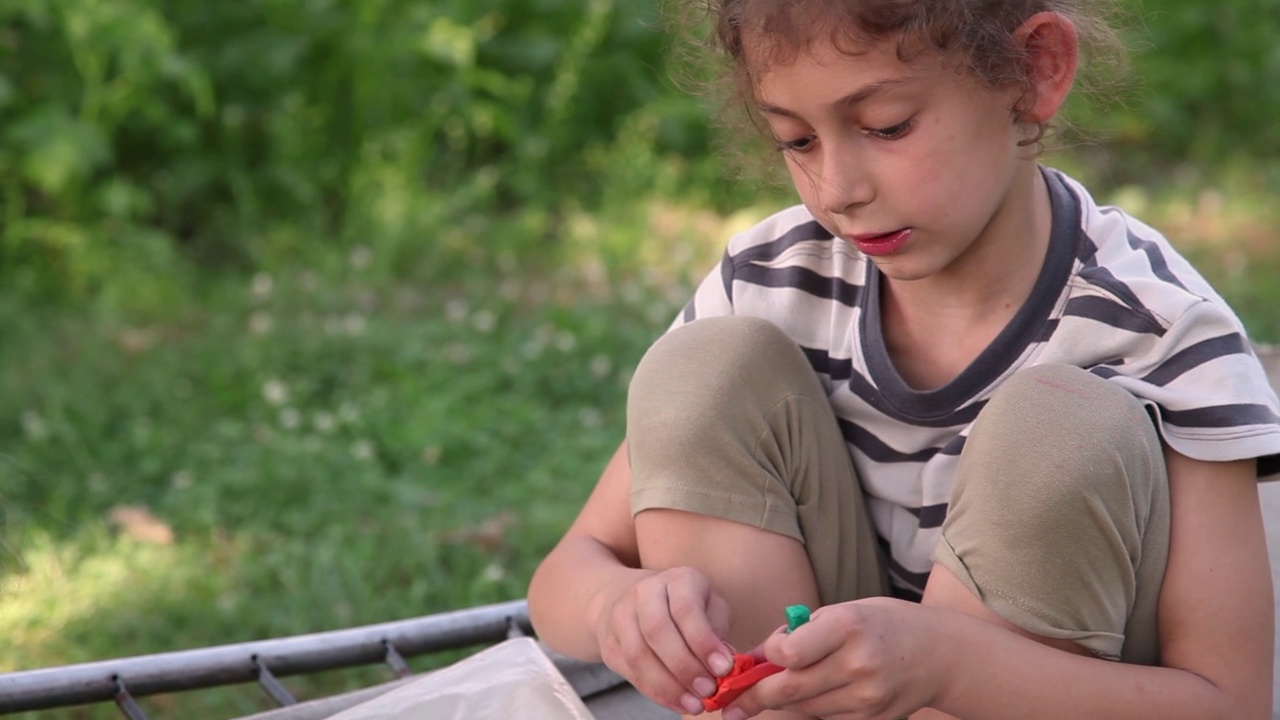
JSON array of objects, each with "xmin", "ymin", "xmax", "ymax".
[
  {"xmin": 774, "ymin": 135, "xmax": 816, "ymax": 153},
  {"xmin": 867, "ymin": 119, "xmax": 912, "ymax": 140}
]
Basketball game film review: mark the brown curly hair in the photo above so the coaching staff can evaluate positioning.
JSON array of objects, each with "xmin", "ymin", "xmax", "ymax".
[{"xmin": 672, "ymin": 0, "xmax": 1126, "ymax": 154}]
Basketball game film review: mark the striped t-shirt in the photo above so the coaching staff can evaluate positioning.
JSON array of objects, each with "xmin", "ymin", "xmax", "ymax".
[{"xmin": 671, "ymin": 167, "xmax": 1280, "ymax": 597}]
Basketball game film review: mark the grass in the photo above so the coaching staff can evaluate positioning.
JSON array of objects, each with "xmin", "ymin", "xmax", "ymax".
[
  {"xmin": 0, "ymin": 198, "xmax": 750, "ymax": 718},
  {"xmin": 1, "ymin": 152, "xmax": 1277, "ymax": 719}
]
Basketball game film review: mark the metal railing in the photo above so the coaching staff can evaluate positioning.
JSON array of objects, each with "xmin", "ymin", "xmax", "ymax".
[{"xmin": 0, "ymin": 599, "xmax": 532, "ymax": 718}]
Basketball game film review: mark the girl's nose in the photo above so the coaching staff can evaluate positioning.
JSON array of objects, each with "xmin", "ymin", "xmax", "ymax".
[{"xmin": 817, "ymin": 151, "xmax": 873, "ymax": 216}]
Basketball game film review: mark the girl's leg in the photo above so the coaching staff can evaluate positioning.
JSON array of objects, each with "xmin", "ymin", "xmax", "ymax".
[
  {"xmin": 627, "ymin": 316, "xmax": 887, "ymax": 717},
  {"xmin": 927, "ymin": 363, "xmax": 1170, "ymax": 664}
]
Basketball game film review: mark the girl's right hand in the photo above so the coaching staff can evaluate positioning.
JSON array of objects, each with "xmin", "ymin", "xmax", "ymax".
[{"xmin": 590, "ymin": 565, "xmax": 737, "ymax": 715}]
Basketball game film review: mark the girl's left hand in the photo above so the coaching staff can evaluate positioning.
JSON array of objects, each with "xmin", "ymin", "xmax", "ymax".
[{"xmin": 722, "ymin": 597, "xmax": 945, "ymax": 720}]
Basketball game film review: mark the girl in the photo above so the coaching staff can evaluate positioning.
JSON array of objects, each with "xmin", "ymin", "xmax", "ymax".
[{"xmin": 528, "ymin": 1, "xmax": 1280, "ymax": 718}]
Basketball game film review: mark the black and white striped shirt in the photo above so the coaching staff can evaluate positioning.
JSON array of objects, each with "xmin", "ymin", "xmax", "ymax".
[{"xmin": 672, "ymin": 168, "xmax": 1280, "ymax": 596}]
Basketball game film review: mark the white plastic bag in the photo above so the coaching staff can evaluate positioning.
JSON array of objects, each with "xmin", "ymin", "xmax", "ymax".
[{"xmin": 326, "ymin": 637, "xmax": 595, "ymax": 720}]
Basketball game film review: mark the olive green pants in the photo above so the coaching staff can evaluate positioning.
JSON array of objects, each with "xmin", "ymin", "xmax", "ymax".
[{"xmin": 628, "ymin": 316, "xmax": 1169, "ymax": 664}]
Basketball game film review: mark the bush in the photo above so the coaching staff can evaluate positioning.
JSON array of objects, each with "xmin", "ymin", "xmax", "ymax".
[
  {"xmin": 1068, "ymin": 0, "xmax": 1280, "ymax": 168},
  {"xmin": 0, "ymin": 0, "xmax": 713, "ymax": 308},
  {"xmin": 2, "ymin": 0, "xmax": 1276, "ymax": 310}
]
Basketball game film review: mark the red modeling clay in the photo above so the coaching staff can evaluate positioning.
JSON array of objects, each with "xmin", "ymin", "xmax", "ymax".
[{"xmin": 701, "ymin": 653, "xmax": 784, "ymax": 712}]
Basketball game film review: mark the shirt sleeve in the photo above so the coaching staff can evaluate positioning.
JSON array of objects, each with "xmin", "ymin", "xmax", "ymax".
[
  {"xmin": 668, "ymin": 250, "xmax": 736, "ymax": 332},
  {"xmin": 1096, "ymin": 299, "xmax": 1280, "ymax": 480}
]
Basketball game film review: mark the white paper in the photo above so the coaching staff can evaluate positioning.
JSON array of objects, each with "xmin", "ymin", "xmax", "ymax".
[{"xmin": 326, "ymin": 637, "xmax": 595, "ymax": 720}]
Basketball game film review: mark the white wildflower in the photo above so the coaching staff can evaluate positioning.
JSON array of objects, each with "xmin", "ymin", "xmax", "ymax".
[
  {"xmin": 446, "ymin": 342, "xmax": 472, "ymax": 364},
  {"xmin": 482, "ymin": 562, "xmax": 506, "ymax": 582},
  {"xmin": 579, "ymin": 407, "xmax": 604, "ymax": 429},
  {"xmin": 338, "ymin": 402, "xmax": 361, "ymax": 423},
  {"xmin": 21, "ymin": 411, "xmax": 48, "ymax": 441},
  {"xmin": 312, "ymin": 412, "xmax": 336, "ymax": 434},
  {"xmin": 422, "ymin": 445, "xmax": 442, "ymax": 466},
  {"xmin": 471, "ymin": 309, "xmax": 496, "ymax": 334},
  {"xmin": 589, "ymin": 354, "xmax": 612, "ymax": 379},
  {"xmin": 343, "ymin": 312, "xmax": 366, "ymax": 337},
  {"xmin": 351, "ymin": 439, "xmax": 376, "ymax": 461},
  {"xmin": 445, "ymin": 298, "xmax": 469, "ymax": 324},
  {"xmin": 554, "ymin": 330, "xmax": 577, "ymax": 353},
  {"xmin": 262, "ymin": 380, "xmax": 288, "ymax": 406},
  {"xmin": 248, "ymin": 311, "xmax": 273, "ymax": 335},
  {"xmin": 349, "ymin": 245, "xmax": 373, "ymax": 271},
  {"xmin": 251, "ymin": 272, "xmax": 274, "ymax": 299},
  {"xmin": 170, "ymin": 470, "xmax": 193, "ymax": 490},
  {"xmin": 278, "ymin": 407, "xmax": 302, "ymax": 430}
]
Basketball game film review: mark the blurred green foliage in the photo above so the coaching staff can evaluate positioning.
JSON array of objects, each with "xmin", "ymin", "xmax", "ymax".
[
  {"xmin": 4, "ymin": 0, "xmax": 1277, "ymax": 312},
  {"xmin": 0, "ymin": 0, "xmax": 717, "ymax": 311},
  {"xmin": 1118, "ymin": 0, "xmax": 1280, "ymax": 161}
]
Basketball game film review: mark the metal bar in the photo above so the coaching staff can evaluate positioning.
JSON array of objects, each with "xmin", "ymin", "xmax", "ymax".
[
  {"xmin": 382, "ymin": 641, "xmax": 412, "ymax": 678},
  {"xmin": 506, "ymin": 614, "xmax": 528, "ymax": 639},
  {"xmin": 254, "ymin": 656, "xmax": 297, "ymax": 706},
  {"xmin": 113, "ymin": 677, "xmax": 150, "ymax": 720},
  {"xmin": 0, "ymin": 599, "xmax": 531, "ymax": 713}
]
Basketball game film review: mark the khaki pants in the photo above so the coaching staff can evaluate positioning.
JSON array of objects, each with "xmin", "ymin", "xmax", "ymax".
[{"xmin": 628, "ymin": 316, "xmax": 1168, "ymax": 664}]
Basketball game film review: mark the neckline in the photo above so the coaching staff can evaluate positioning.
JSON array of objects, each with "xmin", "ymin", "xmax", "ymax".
[{"xmin": 860, "ymin": 168, "xmax": 1080, "ymax": 420}]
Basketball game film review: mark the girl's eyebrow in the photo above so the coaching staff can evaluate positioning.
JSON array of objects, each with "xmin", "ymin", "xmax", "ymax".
[{"xmin": 757, "ymin": 77, "xmax": 912, "ymax": 118}]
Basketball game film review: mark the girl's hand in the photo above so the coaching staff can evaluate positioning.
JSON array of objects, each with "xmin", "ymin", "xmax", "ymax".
[
  {"xmin": 723, "ymin": 598, "xmax": 942, "ymax": 720},
  {"xmin": 589, "ymin": 565, "xmax": 737, "ymax": 716}
]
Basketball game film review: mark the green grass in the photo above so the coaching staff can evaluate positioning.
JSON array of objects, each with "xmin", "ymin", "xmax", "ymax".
[
  {"xmin": 0, "ymin": 213, "xmax": 718, "ymax": 717},
  {"xmin": 1, "ymin": 157, "xmax": 1277, "ymax": 719}
]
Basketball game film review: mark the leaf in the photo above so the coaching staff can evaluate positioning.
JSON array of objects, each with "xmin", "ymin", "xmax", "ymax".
[{"xmin": 9, "ymin": 107, "xmax": 111, "ymax": 195}]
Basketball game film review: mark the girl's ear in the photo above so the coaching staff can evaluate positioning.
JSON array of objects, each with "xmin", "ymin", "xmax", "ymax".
[{"xmin": 1013, "ymin": 11, "xmax": 1079, "ymax": 123}]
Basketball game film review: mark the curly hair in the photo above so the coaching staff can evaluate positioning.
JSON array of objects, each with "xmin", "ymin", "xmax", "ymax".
[{"xmin": 672, "ymin": 0, "xmax": 1126, "ymax": 153}]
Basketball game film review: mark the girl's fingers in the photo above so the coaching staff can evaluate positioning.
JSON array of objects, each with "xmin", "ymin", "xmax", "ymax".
[
  {"xmin": 666, "ymin": 576, "xmax": 735, "ymax": 676},
  {"xmin": 634, "ymin": 582, "xmax": 720, "ymax": 698},
  {"xmin": 738, "ymin": 671, "xmax": 902, "ymax": 720},
  {"xmin": 725, "ymin": 665, "xmax": 847, "ymax": 720},
  {"xmin": 608, "ymin": 605, "xmax": 707, "ymax": 715},
  {"xmin": 762, "ymin": 607, "xmax": 856, "ymax": 670}
]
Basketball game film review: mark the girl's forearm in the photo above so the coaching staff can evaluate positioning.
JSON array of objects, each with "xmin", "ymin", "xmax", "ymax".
[
  {"xmin": 925, "ymin": 608, "xmax": 1260, "ymax": 720},
  {"xmin": 527, "ymin": 534, "xmax": 648, "ymax": 662}
]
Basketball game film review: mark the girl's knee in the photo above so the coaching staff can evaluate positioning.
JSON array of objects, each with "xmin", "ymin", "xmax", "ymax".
[
  {"xmin": 961, "ymin": 364, "xmax": 1165, "ymax": 512},
  {"xmin": 938, "ymin": 365, "xmax": 1171, "ymax": 662},
  {"xmin": 629, "ymin": 317, "xmax": 805, "ymax": 398},
  {"xmin": 628, "ymin": 317, "xmax": 822, "ymax": 437}
]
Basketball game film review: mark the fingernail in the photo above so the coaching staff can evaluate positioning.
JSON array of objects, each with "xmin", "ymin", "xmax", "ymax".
[
  {"xmin": 692, "ymin": 676, "xmax": 717, "ymax": 698},
  {"xmin": 723, "ymin": 709, "xmax": 747, "ymax": 720},
  {"xmin": 709, "ymin": 652, "xmax": 732, "ymax": 676},
  {"xmin": 680, "ymin": 693, "xmax": 704, "ymax": 715}
]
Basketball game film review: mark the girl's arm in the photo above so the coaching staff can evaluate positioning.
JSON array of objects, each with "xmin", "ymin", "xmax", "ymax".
[
  {"xmin": 527, "ymin": 440, "xmax": 737, "ymax": 714},
  {"xmin": 728, "ymin": 453, "xmax": 1273, "ymax": 720},
  {"xmin": 527, "ymin": 441, "xmax": 644, "ymax": 660}
]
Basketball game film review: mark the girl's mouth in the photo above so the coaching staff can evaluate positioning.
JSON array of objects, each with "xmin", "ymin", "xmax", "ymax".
[{"xmin": 849, "ymin": 228, "xmax": 912, "ymax": 257}]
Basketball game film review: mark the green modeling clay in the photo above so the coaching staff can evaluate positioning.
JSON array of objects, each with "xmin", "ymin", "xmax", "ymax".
[{"xmin": 784, "ymin": 604, "xmax": 810, "ymax": 633}]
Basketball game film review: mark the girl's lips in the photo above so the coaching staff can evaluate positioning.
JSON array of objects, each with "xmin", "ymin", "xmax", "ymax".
[{"xmin": 849, "ymin": 228, "xmax": 911, "ymax": 256}]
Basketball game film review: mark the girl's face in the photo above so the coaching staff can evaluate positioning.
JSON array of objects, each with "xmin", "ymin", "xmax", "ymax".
[{"xmin": 751, "ymin": 36, "xmax": 1038, "ymax": 284}]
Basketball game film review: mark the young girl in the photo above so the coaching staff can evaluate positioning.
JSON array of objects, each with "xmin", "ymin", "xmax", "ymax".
[{"xmin": 528, "ymin": 1, "xmax": 1280, "ymax": 718}]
